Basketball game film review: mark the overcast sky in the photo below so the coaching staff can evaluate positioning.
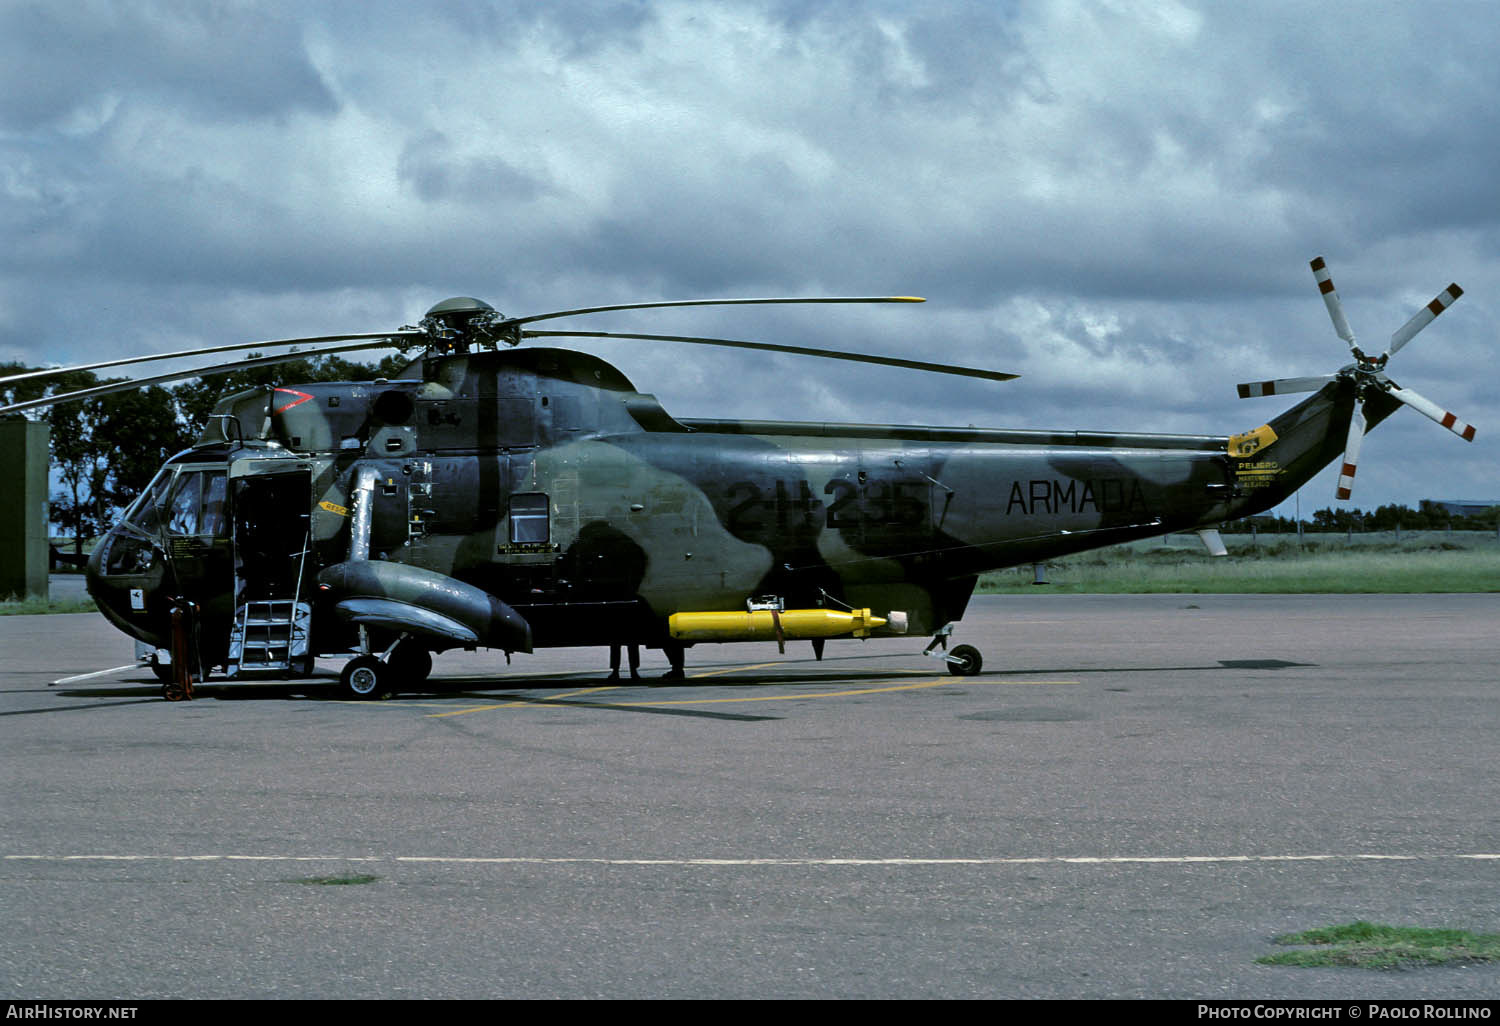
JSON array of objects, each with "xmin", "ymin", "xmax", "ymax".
[{"xmin": 3, "ymin": 0, "xmax": 1496, "ymax": 513}]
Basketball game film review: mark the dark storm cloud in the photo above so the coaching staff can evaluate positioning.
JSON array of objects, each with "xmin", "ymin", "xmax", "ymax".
[
  {"xmin": 0, "ymin": 3, "xmax": 335, "ymax": 130},
  {"xmin": 1, "ymin": 1, "xmax": 1494, "ymax": 509},
  {"xmin": 1224, "ymin": 9, "xmax": 1500, "ymax": 255}
]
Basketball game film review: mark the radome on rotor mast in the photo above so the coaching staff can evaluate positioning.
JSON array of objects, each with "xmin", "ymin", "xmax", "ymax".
[{"xmin": 0, "ymin": 258, "xmax": 1475, "ymax": 699}]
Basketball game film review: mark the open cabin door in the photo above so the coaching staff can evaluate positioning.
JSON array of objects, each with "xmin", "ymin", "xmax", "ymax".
[{"xmin": 227, "ymin": 458, "xmax": 315, "ymax": 677}]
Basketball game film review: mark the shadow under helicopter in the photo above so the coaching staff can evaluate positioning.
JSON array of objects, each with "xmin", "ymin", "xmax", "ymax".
[{"xmin": 22, "ymin": 656, "xmax": 1319, "ymax": 718}]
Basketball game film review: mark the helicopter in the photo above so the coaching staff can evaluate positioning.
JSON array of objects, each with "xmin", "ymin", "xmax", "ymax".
[{"xmin": 0, "ymin": 258, "xmax": 1476, "ymax": 700}]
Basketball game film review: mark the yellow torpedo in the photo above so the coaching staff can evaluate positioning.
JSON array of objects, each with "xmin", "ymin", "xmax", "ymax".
[{"xmin": 668, "ymin": 608, "xmax": 887, "ymax": 643}]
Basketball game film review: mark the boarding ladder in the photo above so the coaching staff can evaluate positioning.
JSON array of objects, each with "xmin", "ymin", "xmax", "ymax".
[{"xmin": 226, "ymin": 531, "xmax": 313, "ymax": 678}]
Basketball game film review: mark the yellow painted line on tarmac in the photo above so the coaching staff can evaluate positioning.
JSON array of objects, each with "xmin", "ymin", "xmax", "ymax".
[
  {"xmin": 513, "ymin": 676, "xmax": 1079, "ymax": 709},
  {"xmin": 427, "ymin": 685, "xmax": 620, "ymax": 718},
  {"xmin": 615, "ymin": 676, "xmax": 957, "ymax": 705},
  {"xmin": 614, "ymin": 678, "xmax": 1081, "ymax": 706},
  {"xmin": 424, "ymin": 674, "xmax": 1081, "ymax": 716},
  {"xmin": 693, "ymin": 665, "xmax": 941, "ymax": 678},
  {"xmin": 687, "ymin": 662, "xmax": 785, "ymax": 679}
]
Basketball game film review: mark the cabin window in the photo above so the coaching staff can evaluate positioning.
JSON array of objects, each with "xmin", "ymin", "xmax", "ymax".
[{"xmin": 509, "ymin": 492, "xmax": 550, "ymax": 544}]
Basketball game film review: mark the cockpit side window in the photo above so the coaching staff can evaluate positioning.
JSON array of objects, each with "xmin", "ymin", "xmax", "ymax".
[
  {"xmin": 201, "ymin": 472, "xmax": 227, "ymax": 537},
  {"xmin": 167, "ymin": 473, "xmax": 203, "ymax": 535}
]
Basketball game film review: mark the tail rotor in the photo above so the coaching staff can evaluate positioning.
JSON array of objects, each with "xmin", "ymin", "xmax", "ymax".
[{"xmin": 1237, "ymin": 256, "xmax": 1476, "ymax": 501}]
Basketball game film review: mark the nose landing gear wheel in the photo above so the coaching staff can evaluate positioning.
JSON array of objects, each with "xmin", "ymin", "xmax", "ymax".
[
  {"xmin": 149, "ymin": 655, "xmax": 174, "ymax": 684},
  {"xmin": 341, "ymin": 655, "xmax": 390, "ymax": 700}
]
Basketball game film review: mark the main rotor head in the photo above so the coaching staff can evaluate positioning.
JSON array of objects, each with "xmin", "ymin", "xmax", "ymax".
[{"xmin": 418, "ymin": 297, "xmax": 516, "ymax": 353}]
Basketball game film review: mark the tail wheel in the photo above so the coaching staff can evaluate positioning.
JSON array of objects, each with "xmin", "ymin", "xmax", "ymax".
[
  {"xmin": 948, "ymin": 644, "xmax": 983, "ymax": 677},
  {"xmin": 340, "ymin": 655, "xmax": 389, "ymax": 700}
]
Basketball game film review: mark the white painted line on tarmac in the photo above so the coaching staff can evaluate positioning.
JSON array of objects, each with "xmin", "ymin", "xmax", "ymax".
[
  {"xmin": 50, "ymin": 664, "xmax": 139, "ymax": 686},
  {"xmin": 5, "ymin": 853, "xmax": 1499, "ymax": 867}
]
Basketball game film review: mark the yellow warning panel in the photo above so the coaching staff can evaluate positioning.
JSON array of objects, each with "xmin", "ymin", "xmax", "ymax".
[
  {"xmin": 1228, "ymin": 424, "xmax": 1277, "ymax": 459},
  {"xmin": 1234, "ymin": 459, "xmax": 1281, "ymax": 490}
]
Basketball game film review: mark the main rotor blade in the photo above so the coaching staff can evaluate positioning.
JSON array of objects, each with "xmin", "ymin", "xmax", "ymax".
[
  {"xmin": 1335, "ymin": 401, "xmax": 1366, "ymax": 501},
  {"xmin": 1236, "ymin": 375, "xmax": 1336, "ymax": 399},
  {"xmin": 0, "ymin": 338, "xmax": 409, "ymax": 416},
  {"xmin": 1310, "ymin": 256, "xmax": 1359, "ymax": 353},
  {"xmin": 0, "ymin": 331, "xmax": 422, "ymax": 388},
  {"xmin": 521, "ymin": 328, "xmax": 1018, "ymax": 382},
  {"xmin": 1386, "ymin": 283, "xmax": 1463, "ymax": 359},
  {"xmin": 1384, "ymin": 381, "xmax": 1478, "ymax": 442},
  {"xmin": 505, "ymin": 296, "xmax": 925, "ymax": 327}
]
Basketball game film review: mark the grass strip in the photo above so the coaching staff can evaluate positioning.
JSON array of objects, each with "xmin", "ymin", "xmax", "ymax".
[
  {"xmin": 0, "ymin": 596, "xmax": 98, "ymax": 615},
  {"xmin": 979, "ymin": 537, "xmax": 1500, "ymax": 594},
  {"xmin": 1258, "ymin": 921, "xmax": 1500, "ymax": 969},
  {"xmin": 290, "ymin": 874, "xmax": 380, "ymax": 886}
]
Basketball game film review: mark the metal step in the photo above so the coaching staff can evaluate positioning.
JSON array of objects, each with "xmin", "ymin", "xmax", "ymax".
[{"xmin": 227, "ymin": 600, "xmax": 311, "ymax": 677}]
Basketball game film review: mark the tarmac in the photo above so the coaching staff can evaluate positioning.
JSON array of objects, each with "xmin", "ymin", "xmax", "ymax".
[{"xmin": 2, "ymin": 592, "xmax": 1497, "ymax": 999}]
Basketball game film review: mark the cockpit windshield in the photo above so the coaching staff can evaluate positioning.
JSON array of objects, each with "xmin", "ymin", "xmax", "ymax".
[
  {"xmin": 122, "ymin": 466, "xmax": 228, "ymax": 538},
  {"xmin": 103, "ymin": 464, "xmax": 229, "ymax": 577}
]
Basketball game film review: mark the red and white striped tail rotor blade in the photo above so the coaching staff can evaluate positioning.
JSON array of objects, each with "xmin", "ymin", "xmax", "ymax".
[
  {"xmin": 1236, "ymin": 374, "xmax": 1336, "ymax": 399},
  {"xmin": 1310, "ymin": 256, "xmax": 1358, "ymax": 352},
  {"xmin": 1335, "ymin": 402, "xmax": 1366, "ymax": 501},
  {"xmin": 1386, "ymin": 283, "xmax": 1463, "ymax": 358},
  {"xmin": 1385, "ymin": 382, "xmax": 1478, "ymax": 442}
]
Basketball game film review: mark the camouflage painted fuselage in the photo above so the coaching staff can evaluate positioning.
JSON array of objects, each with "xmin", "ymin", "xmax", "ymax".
[{"xmin": 87, "ymin": 347, "xmax": 1395, "ymax": 659}]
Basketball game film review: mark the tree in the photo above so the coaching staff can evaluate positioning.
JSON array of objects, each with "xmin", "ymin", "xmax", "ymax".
[
  {"xmin": 1369, "ymin": 503, "xmax": 1428, "ymax": 531},
  {"xmin": 1418, "ymin": 500, "xmax": 1454, "ymax": 529},
  {"xmin": 1311, "ymin": 506, "xmax": 1368, "ymax": 532},
  {"xmin": 48, "ymin": 391, "xmax": 115, "ymax": 559},
  {"xmin": 98, "ymin": 386, "xmax": 195, "ymax": 506}
]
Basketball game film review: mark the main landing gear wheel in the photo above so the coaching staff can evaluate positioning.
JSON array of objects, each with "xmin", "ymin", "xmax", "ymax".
[
  {"xmin": 947, "ymin": 644, "xmax": 983, "ymax": 677},
  {"xmin": 388, "ymin": 642, "xmax": 432, "ymax": 687},
  {"xmin": 340, "ymin": 655, "xmax": 390, "ymax": 700}
]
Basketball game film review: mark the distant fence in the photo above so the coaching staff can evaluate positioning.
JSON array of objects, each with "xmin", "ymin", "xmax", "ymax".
[{"xmin": 1137, "ymin": 528, "xmax": 1500, "ymax": 550}]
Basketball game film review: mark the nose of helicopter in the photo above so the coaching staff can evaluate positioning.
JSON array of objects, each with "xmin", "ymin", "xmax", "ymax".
[{"xmin": 85, "ymin": 530, "xmax": 169, "ymax": 650}]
